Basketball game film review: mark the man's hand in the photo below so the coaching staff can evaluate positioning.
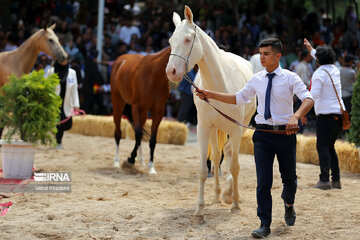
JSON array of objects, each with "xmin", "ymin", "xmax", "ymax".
[
  {"xmin": 195, "ymin": 88, "xmax": 210, "ymax": 100},
  {"xmin": 300, "ymin": 115, "xmax": 308, "ymax": 125},
  {"xmin": 304, "ymin": 38, "xmax": 313, "ymax": 53},
  {"xmin": 286, "ymin": 115, "xmax": 300, "ymax": 135}
]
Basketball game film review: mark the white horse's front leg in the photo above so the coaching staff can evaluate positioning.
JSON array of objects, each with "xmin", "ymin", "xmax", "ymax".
[
  {"xmin": 114, "ymin": 144, "xmax": 120, "ymax": 167},
  {"xmin": 193, "ymin": 124, "xmax": 211, "ymax": 223}
]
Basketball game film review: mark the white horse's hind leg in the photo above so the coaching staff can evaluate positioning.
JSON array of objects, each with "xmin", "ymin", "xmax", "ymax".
[
  {"xmin": 230, "ymin": 134, "xmax": 242, "ymax": 212},
  {"xmin": 209, "ymin": 130, "xmax": 221, "ymax": 204},
  {"xmin": 137, "ymin": 143, "xmax": 145, "ymax": 166},
  {"xmin": 222, "ymin": 138, "xmax": 233, "ymax": 204},
  {"xmin": 193, "ymin": 124, "xmax": 211, "ymax": 222},
  {"xmin": 114, "ymin": 144, "xmax": 120, "ymax": 167}
]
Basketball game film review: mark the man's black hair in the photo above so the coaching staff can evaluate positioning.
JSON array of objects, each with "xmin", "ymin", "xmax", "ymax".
[
  {"xmin": 301, "ymin": 49, "xmax": 309, "ymax": 60},
  {"xmin": 315, "ymin": 45, "xmax": 335, "ymax": 65},
  {"xmin": 258, "ymin": 38, "xmax": 283, "ymax": 54}
]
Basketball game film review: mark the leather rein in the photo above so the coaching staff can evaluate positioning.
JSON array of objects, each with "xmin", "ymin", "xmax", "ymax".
[{"xmin": 169, "ymin": 26, "xmax": 297, "ymax": 135}]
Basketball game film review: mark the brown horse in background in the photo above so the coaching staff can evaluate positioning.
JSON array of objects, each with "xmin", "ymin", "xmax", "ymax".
[
  {"xmin": 0, "ymin": 24, "xmax": 67, "ymax": 87},
  {"xmin": 0, "ymin": 24, "xmax": 67, "ymax": 137},
  {"xmin": 110, "ymin": 47, "xmax": 171, "ymax": 174}
]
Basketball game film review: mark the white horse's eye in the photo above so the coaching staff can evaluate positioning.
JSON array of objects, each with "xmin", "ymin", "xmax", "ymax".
[{"xmin": 185, "ymin": 37, "xmax": 191, "ymax": 43}]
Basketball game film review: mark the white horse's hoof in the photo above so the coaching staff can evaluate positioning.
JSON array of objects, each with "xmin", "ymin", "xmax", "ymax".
[
  {"xmin": 191, "ymin": 215, "xmax": 205, "ymax": 225},
  {"xmin": 114, "ymin": 161, "xmax": 120, "ymax": 168},
  {"xmin": 222, "ymin": 191, "xmax": 233, "ymax": 204},
  {"xmin": 149, "ymin": 167, "xmax": 157, "ymax": 175},
  {"xmin": 231, "ymin": 204, "xmax": 240, "ymax": 213}
]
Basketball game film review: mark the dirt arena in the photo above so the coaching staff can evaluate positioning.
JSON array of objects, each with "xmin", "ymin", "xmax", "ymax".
[{"xmin": 1, "ymin": 132, "xmax": 360, "ymax": 240}]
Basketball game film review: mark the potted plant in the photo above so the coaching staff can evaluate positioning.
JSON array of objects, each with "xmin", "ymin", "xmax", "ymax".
[{"xmin": 0, "ymin": 70, "xmax": 62, "ymax": 179}]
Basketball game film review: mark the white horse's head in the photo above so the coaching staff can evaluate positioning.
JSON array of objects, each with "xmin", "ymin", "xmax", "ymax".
[
  {"xmin": 166, "ymin": 6, "xmax": 203, "ymax": 82},
  {"xmin": 39, "ymin": 24, "xmax": 68, "ymax": 63}
]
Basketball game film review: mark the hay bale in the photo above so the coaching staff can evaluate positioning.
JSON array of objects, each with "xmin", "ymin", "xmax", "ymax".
[
  {"xmin": 335, "ymin": 141, "xmax": 360, "ymax": 173},
  {"xmin": 126, "ymin": 119, "xmax": 188, "ymax": 145},
  {"xmin": 239, "ymin": 129, "xmax": 254, "ymax": 155},
  {"xmin": 296, "ymin": 134, "xmax": 318, "ymax": 164},
  {"xmin": 69, "ymin": 115, "xmax": 128, "ymax": 138}
]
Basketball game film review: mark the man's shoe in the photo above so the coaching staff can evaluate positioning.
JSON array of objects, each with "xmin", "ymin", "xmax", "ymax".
[
  {"xmin": 251, "ymin": 225, "xmax": 270, "ymax": 238},
  {"xmin": 313, "ymin": 180, "xmax": 331, "ymax": 190},
  {"xmin": 331, "ymin": 180, "xmax": 342, "ymax": 189},
  {"xmin": 284, "ymin": 203, "xmax": 296, "ymax": 226},
  {"xmin": 56, "ymin": 144, "xmax": 63, "ymax": 150}
]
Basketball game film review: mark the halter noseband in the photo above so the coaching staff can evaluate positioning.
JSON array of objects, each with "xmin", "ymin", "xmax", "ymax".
[{"xmin": 169, "ymin": 25, "xmax": 197, "ymax": 74}]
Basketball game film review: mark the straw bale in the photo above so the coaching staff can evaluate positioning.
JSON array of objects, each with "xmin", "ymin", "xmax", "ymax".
[
  {"xmin": 126, "ymin": 119, "xmax": 188, "ymax": 145},
  {"xmin": 335, "ymin": 141, "xmax": 360, "ymax": 173},
  {"xmin": 239, "ymin": 129, "xmax": 254, "ymax": 155},
  {"xmin": 296, "ymin": 134, "xmax": 318, "ymax": 164},
  {"xmin": 69, "ymin": 115, "xmax": 128, "ymax": 139}
]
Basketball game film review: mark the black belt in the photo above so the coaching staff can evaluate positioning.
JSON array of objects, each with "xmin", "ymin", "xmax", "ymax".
[{"xmin": 256, "ymin": 124, "xmax": 287, "ymax": 131}]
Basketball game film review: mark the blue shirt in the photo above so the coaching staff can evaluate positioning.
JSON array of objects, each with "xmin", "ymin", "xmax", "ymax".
[{"xmin": 178, "ymin": 69, "xmax": 197, "ymax": 95}]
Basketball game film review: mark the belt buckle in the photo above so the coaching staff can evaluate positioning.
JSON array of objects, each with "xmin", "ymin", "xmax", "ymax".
[{"xmin": 273, "ymin": 125, "xmax": 279, "ymax": 131}]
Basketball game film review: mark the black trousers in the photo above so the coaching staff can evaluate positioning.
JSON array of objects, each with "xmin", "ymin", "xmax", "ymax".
[
  {"xmin": 177, "ymin": 93, "xmax": 197, "ymax": 124},
  {"xmin": 56, "ymin": 108, "xmax": 72, "ymax": 144},
  {"xmin": 316, "ymin": 114, "xmax": 341, "ymax": 182},
  {"xmin": 253, "ymin": 129, "xmax": 297, "ymax": 227}
]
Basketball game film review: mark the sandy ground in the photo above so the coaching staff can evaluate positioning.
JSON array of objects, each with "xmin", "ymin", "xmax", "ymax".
[{"xmin": 0, "ymin": 132, "xmax": 360, "ymax": 240}]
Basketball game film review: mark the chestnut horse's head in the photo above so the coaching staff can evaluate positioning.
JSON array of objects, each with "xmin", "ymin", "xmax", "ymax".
[
  {"xmin": 166, "ymin": 6, "xmax": 203, "ymax": 82},
  {"xmin": 39, "ymin": 24, "xmax": 68, "ymax": 63}
]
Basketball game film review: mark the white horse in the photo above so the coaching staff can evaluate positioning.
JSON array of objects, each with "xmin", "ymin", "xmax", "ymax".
[{"xmin": 166, "ymin": 6, "xmax": 256, "ymax": 222}]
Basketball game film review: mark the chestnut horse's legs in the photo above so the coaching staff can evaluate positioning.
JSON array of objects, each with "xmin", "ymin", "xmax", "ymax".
[
  {"xmin": 127, "ymin": 127, "xmax": 143, "ymax": 164},
  {"xmin": 126, "ymin": 106, "xmax": 146, "ymax": 165},
  {"xmin": 148, "ymin": 110, "xmax": 164, "ymax": 174},
  {"xmin": 111, "ymin": 93, "xmax": 125, "ymax": 167}
]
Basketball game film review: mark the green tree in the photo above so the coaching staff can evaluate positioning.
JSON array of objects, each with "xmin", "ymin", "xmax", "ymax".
[{"xmin": 347, "ymin": 74, "xmax": 360, "ymax": 146}]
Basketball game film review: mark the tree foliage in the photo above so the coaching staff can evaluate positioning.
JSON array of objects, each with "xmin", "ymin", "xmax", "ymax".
[
  {"xmin": 0, "ymin": 70, "xmax": 62, "ymax": 145},
  {"xmin": 347, "ymin": 74, "xmax": 360, "ymax": 147}
]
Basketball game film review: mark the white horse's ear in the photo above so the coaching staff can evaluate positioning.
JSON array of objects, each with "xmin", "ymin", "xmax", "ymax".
[
  {"xmin": 184, "ymin": 5, "xmax": 193, "ymax": 23},
  {"xmin": 49, "ymin": 23, "xmax": 56, "ymax": 30},
  {"xmin": 173, "ymin": 12, "xmax": 181, "ymax": 27}
]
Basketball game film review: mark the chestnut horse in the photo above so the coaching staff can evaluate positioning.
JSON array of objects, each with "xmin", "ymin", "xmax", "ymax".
[
  {"xmin": 110, "ymin": 47, "xmax": 171, "ymax": 174},
  {"xmin": 0, "ymin": 24, "xmax": 67, "ymax": 88},
  {"xmin": 166, "ymin": 6, "xmax": 256, "ymax": 222}
]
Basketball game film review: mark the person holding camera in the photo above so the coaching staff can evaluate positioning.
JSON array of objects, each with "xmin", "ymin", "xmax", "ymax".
[{"xmin": 304, "ymin": 38, "xmax": 344, "ymax": 190}]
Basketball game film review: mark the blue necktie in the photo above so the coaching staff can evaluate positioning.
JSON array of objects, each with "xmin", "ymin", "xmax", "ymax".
[{"xmin": 264, "ymin": 73, "xmax": 275, "ymax": 120}]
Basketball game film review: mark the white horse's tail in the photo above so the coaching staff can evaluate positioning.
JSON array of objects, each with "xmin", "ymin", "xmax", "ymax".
[{"xmin": 207, "ymin": 129, "xmax": 227, "ymax": 160}]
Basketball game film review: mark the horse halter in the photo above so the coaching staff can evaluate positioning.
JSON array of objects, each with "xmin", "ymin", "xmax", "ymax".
[{"xmin": 169, "ymin": 25, "xmax": 197, "ymax": 74}]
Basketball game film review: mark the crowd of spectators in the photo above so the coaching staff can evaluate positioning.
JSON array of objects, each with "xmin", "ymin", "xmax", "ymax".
[{"xmin": 0, "ymin": 0, "xmax": 359, "ymax": 125}]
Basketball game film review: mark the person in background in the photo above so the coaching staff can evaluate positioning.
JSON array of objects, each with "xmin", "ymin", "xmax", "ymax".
[
  {"xmin": 304, "ymin": 38, "xmax": 343, "ymax": 190},
  {"xmin": 196, "ymin": 38, "xmax": 314, "ymax": 238},
  {"xmin": 47, "ymin": 58, "xmax": 80, "ymax": 149},
  {"xmin": 340, "ymin": 54, "xmax": 356, "ymax": 115},
  {"xmin": 177, "ymin": 65, "xmax": 198, "ymax": 126}
]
